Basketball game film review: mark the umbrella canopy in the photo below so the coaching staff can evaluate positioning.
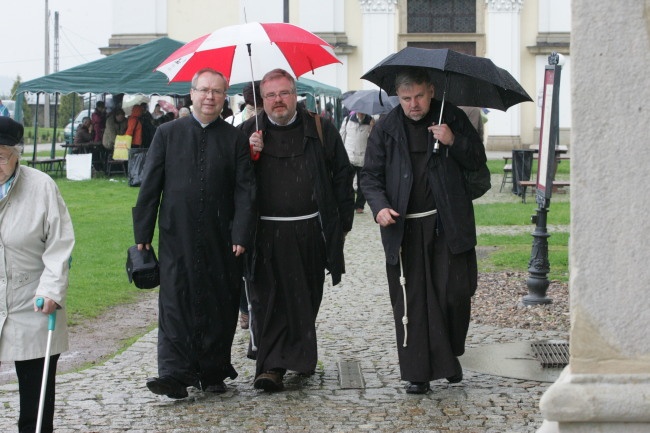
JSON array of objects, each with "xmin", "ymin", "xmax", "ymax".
[
  {"xmin": 361, "ymin": 47, "xmax": 532, "ymax": 111},
  {"xmin": 155, "ymin": 22, "xmax": 341, "ymax": 84},
  {"xmin": 342, "ymin": 89, "xmax": 398, "ymax": 115},
  {"xmin": 156, "ymin": 99, "xmax": 179, "ymax": 115}
]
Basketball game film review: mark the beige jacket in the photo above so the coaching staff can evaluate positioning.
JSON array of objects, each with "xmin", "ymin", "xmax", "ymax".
[
  {"xmin": 0, "ymin": 165, "xmax": 75, "ymax": 361},
  {"xmin": 340, "ymin": 115, "xmax": 372, "ymax": 167}
]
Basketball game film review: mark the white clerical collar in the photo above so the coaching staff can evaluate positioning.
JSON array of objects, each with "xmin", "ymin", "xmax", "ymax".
[
  {"xmin": 192, "ymin": 113, "xmax": 217, "ymax": 128},
  {"xmin": 267, "ymin": 111, "xmax": 298, "ymax": 126}
]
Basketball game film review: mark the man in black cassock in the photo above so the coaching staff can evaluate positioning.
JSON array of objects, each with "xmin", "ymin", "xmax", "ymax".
[
  {"xmin": 361, "ymin": 67, "xmax": 486, "ymax": 394},
  {"xmin": 133, "ymin": 68, "xmax": 256, "ymax": 398},
  {"xmin": 240, "ymin": 68, "xmax": 354, "ymax": 392}
]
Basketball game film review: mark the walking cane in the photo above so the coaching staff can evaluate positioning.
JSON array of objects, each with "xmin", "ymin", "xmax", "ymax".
[
  {"xmin": 242, "ymin": 260, "xmax": 257, "ymax": 352},
  {"xmin": 34, "ymin": 297, "xmax": 56, "ymax": 433}
]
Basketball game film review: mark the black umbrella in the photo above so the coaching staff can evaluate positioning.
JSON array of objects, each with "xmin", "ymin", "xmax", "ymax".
[
  {"xmin": 361, "ymin": 47, "xmax": 533, "ymax": 151},
  {"xmin": 361, "ymin": 47, "xmax": 532, "ymax": 110},
  {"xmin": 342, "ymin": 89, "xmax": 398, "ymax": 115}
]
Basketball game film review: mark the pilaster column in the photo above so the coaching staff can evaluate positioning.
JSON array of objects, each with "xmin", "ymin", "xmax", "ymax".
[
  {"xmin": 485, "ymin": 0, "xmax": 524, "ymax": 147},
  {"xmin": 359, "ymin": 0, "xmax": 398, "ymax": 89}
]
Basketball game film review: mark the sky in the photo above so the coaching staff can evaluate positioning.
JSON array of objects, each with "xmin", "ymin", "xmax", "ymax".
[{"xmin": 0, "ymin": 0, "xmax": 112, "ymax": 97}]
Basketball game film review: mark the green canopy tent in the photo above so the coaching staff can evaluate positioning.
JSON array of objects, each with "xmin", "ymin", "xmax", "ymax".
[
  {"xmin": 14, "ymin": 37, "xmax": 191, "ymax": 162},
  {"xmin": 16, "ymin": 37, "xmax": 189, "ymax": 105}
]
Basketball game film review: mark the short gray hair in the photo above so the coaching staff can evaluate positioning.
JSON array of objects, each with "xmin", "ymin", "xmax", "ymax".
[
  {"xmin": 395, "ymin": 67, "xmax": 433, "ymax": 92},
  {"xmin": 191, "ymin": 68, "xmax": 229, "ymax": 89},
  {"xmin": 1, "ymin": 144, "xmax": 23, "ymax": 157},
  {"xmin": 260, "ymin": 69, "xmax": 296, "ymax": 94}
]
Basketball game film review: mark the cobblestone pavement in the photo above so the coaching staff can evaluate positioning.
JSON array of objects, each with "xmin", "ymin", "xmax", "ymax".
[{"xmin": 0, "ymin": 189, "xmax": 569, "ymax": 433}]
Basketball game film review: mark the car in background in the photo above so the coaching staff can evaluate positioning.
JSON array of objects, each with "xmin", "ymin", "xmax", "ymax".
[{"xmin": 64, "ymin": 110, "xmax": 92, "ymax": 144}]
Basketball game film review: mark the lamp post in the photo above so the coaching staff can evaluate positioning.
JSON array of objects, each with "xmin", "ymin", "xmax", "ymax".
[{"xmin": 522, "ymin": 52, "xmax": 564, "ymax": 306}]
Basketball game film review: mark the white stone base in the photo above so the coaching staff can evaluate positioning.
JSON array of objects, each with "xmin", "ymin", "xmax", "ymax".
[{"xmin": 538, "ymin": 366, "xmax": 650, "ymax": 432}]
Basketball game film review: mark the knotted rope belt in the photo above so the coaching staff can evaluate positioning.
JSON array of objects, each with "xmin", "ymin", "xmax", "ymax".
[
  {"xmin": 260, "ymin": 211, "xmax": 319, "ymax": 221},
  {"xmin": 399, "ymin": 208, "xmax": 437, "ymax": 347}
]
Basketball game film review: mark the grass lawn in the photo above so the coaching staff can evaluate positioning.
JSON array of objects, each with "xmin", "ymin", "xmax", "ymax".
[
  {"xmin": 477, "ymin": 233, "xmax": 569, "ymax": 282},
  {"xmin": 54, "ymin": 178, "xmax": 153, "ymax": 325},
  {"xmin": 482, "ymin": 157, "xmax": 570, "ymax": 282}
]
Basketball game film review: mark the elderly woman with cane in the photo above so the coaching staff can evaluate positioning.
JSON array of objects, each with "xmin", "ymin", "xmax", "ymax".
[{"xmin": 0, "ymin": 117, "xmax": 75, "ymax": 433}]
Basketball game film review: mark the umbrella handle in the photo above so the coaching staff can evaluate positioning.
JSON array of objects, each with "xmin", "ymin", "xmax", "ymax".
[
  {"xmin": 35, "ymin": 297, "xmax": 57, "ymax": 331},
  {"xmin": 432, "ymin": 93, "xmax": 445, "ymax": 154}
]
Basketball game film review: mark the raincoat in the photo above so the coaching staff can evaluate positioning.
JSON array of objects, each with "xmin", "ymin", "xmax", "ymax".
[
  {"xmin": 0, "ymin": 165, "xmax": 75, "ymax": 362},
  {"xmin": 340, "ymin": 113, "xmax": 372, "ymax": 167},
  {"xmin": 125, "ymin": 105, "xmax": 143, "ymax": 146},
  {"xmin": 132, "ymin": 115, "xmax": 256, "ymax": 389},
  {"xmin": 361, "ymin": 99, "xmax": 485, "ymax": 382}
]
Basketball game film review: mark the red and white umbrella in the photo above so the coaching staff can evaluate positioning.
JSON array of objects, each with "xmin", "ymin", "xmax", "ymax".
[{"xmin": 155, "ymin": 22, "xmax": 341, "ymax": 84}]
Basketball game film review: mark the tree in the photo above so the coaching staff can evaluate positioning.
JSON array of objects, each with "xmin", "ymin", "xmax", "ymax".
[
  {"xmin": 58, "ymin": 93, "xmax": 84, "ymax": 128},
  {"xmin": 10, "ymin": 76, "xmax": 32, "ymax": 125}
]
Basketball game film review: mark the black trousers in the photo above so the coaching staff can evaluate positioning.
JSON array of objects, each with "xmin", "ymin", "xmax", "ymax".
[{"xmin": 13, "ymin": 354, "xmax": 60, "ymax": 433}]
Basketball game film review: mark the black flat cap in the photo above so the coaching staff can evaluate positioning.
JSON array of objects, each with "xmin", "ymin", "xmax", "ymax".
[{"xmin": 0, "ymin": 117, "xmax": 24, "ymax": 146}]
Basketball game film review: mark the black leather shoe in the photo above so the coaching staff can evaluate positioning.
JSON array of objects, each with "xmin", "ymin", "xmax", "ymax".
[
  {"xmin": 405, "ymin": 381, "xmax": 430, "ymax": 394},
  {"xmin": 146, "ymin": 376, "xmax": 188, "ymax": 399},
  {"xmin": 204, "ymin": 381, "xmax": 227, "ymax": 394},
  {"xmin": 254, "ymin": 370, "xmax": 284, "ymax": 392},
  {"xmin": 446, "ymin": 358, "xmax": 463, "ymax": 384}
]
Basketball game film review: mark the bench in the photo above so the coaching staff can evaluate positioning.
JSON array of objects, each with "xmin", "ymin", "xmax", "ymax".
[
  {"xmin": 500, "ymin": 163, "xmax": 513, "ymax": 192},
  {"xmin": 26, "ymin": 157, "xmax": 66, "ymax": 177},
  {"xmin": 503, "ymin": 154, "xmax": 570, "ymax": 164},
  {"xmin": 518, "ymin": 180, "xmax": 571, "ymax": 203}
]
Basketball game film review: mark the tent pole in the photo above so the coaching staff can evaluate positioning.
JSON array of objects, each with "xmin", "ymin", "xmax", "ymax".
[
  {"xmin": 33, "ymin": 93, "xmax": 40, "ymax": 163},
  {"xmin": 51, "ymin": 93, "xmax": 59, "ymax": 158}
]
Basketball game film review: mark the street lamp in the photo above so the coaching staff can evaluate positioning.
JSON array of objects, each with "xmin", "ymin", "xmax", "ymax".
[{"xmin": 523, "ymin": 52, "xmax": 564, "ymax": 306}]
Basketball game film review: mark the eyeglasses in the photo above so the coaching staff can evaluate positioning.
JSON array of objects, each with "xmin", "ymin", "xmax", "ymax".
[
  {"xmin": 192, "ymin": 87, "xmax": 226, "ymax": 98},
  {"xmin": 263, "ymin": 90, "xmax": 295, "ymax": 100},
  {"xmin": 0, "ymin": 154, "xmax": 14, "ymax": 165}
]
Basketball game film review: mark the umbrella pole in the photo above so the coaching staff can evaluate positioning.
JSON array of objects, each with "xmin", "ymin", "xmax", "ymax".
[
  {"xmin": 433, "ymin": 75, "xmax": 449, "ymax": 154},
  {"xmin": 433, "ymin": 92, "xmax": 445, "ymax": 154},
  {"xmin": 246, "ymin": 43, "xmax": 259, "ymax": 132}
]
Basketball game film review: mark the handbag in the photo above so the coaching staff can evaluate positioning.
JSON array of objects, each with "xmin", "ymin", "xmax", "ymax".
[
  {"xmin": 464, "ymin": 162, "xmax": 492, "ymax": 200},
  {"xmin": 113, "ymin": 134, "xmax": 132, "ymax": 160},
  {"xmin": 128, "ymin": 148, "xmax": 147, "ymax": 187},
  {"xmin": 126, "ymin": 245, "xmax": 160, "ymax": 289}
]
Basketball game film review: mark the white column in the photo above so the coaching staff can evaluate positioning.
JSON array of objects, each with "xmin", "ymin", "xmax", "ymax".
[
  {"xmin": 359, "ymin": 0, "xmax": 398, "ymax": 90},
  {"xmin": 537, "ymin": 1, "xmax": 650, "ymax": 431},
  {"xmin": 485, "ymin": 0, "xmax": 523, "ymax": 142}
]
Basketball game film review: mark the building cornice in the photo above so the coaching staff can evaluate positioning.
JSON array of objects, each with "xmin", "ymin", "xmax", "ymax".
[
  {"xmin": 485, "ymin": 0, "xmax": 524, "ymax": 13},
  {"xmin": 527, "ymin": 32, "xmax": 570, "ymax": 55},
  {"xmin": 359, "ymin": 0, "xmax": 398, "ymax": 14},
  {"xmin": 315, "ymin": 32, "xmax": 357, "ymax": 55}
]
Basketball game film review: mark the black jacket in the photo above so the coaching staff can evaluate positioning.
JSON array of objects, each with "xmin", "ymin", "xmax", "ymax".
[
  {"xmin": 360, "ymin": 99, "xmax": 486, "ymax": 265},
  {"xmin": 240, "ymin": 105, "xmax": 355, "ymax": 285}
]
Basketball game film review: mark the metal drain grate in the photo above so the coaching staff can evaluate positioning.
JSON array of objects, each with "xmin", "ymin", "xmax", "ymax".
[{"xmin": 531, "ymin": 341, "xmax": 569, "ymax": 368}]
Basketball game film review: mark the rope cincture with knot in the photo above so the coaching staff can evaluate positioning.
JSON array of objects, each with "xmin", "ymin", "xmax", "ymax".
[
  {"xmin": 398, "ymin": 209, "xmax": 437, "ymax": 348},
  {"xmin": 399, "ymin": 248, "xmax": 408, "ymax": 347}
]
